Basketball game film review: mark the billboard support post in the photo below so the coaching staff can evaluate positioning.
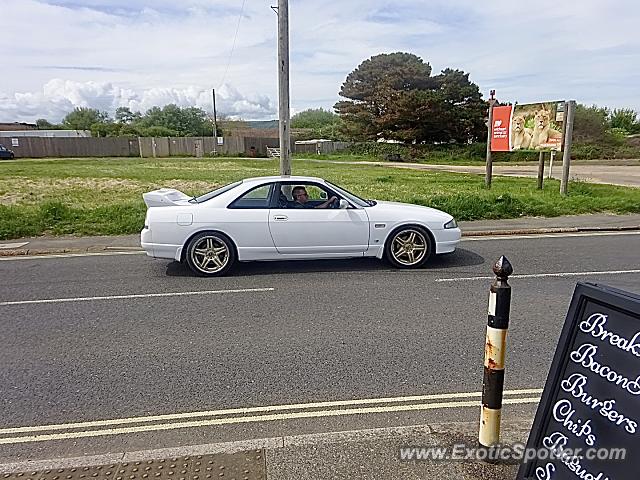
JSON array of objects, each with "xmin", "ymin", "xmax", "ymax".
[
  {"xmin": 548, "ymin": 151, "xmax": 555, "ymax": 179},
  {"xmin": 485, "ymin": 91, "xmax": 497, "ymax": 188},
  {"xmin": 537, "ymin": 152, "xmax": 545, "ymax": 189},
  {"xmin": 560, "ymin": 100, "xmax": 576, "ymax": 195}
]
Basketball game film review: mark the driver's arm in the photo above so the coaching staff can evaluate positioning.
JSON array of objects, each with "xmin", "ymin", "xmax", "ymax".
[{"xmin": 315, "ymin": 196, "xmax": 338, "ymax": 209}]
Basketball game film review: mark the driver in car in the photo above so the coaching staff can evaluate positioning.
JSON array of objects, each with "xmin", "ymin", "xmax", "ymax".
[{"xmin": 292, "ymin": 186, "xmax": 338, "ymax": 209}]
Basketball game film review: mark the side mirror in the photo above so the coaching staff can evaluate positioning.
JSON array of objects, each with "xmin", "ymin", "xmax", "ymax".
[
  {"xmin": 320, "ymin": 191, "xmax": 328, "ymax": 200},
  {"xmin": 339, "ymin": 199, "xmax": 349, "ymax": 209}
]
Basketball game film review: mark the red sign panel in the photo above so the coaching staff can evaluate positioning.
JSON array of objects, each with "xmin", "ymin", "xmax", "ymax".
[{"xmin": 490, "ymin": 105, "xmax": 513, "ymax": 152}]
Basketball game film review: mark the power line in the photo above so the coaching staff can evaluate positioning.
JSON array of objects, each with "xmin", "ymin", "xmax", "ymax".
[{"xmin": 219, "ymin": 0, "xmax": 247, "ymax": 88}]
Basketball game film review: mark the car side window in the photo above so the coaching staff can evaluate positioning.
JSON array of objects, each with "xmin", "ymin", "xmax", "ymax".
[
  {"xmin": 228, "ymin": 184, "xmax": 273, "ymax": 209},
  {"xmin": 282, "ymin": 182, "xmax": 341, "ymax": 209}
]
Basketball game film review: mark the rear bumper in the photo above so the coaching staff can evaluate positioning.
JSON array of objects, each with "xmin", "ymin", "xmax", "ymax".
[{"xmin": 140, "ymin": 229, "xmax": 181, "ymax": 260}]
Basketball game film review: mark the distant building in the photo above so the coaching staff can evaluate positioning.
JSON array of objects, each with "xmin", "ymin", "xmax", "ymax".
[
  {"xmin": 0, "ymin": 122, "xmax": 37, "ymax": 131},
  {"xmin": 0, "ymin": 130, "xmax": 91, "ymax": 138}
]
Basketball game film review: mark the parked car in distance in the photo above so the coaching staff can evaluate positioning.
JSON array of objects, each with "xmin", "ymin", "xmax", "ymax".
[
  {"xmin": 141, "ymin": 176, "xmax": 461, "ymax": 276},
  {"xmin": 0, "ymin": 145, "xmax": 15, "ymax": 159}
]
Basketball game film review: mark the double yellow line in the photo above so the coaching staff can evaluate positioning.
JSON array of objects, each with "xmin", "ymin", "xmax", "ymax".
[{"xmin": 0, "ymin": 389, "xmax": 541, "ymax": 445}]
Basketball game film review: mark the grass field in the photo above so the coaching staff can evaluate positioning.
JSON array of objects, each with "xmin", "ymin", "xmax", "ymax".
[{"xmin": 1, "ymin": 156, "xmax": 639, "ymax": 240}]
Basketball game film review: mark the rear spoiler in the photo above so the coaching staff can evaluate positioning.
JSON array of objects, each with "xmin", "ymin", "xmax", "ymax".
[{"xmin": 143, "ymin": 188, "xmax": 192, "ymax": 207}]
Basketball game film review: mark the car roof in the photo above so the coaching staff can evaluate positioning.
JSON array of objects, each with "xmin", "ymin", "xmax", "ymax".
[{"xmin": 241, "ymin": 175, "xmax": 325, "ymax": 185}]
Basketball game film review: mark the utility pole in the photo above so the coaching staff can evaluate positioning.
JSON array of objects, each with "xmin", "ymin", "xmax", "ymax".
[
  {"xmin": 485, "ymin": 90, "xmax": 497, "ymax": 188},
  {"xmin": 276, "ymin": 0, "xmax": 291, "ymax": 175},
  {"xmin": 212, "ymin": 88, "xmax": 218, "ymax": 155}
]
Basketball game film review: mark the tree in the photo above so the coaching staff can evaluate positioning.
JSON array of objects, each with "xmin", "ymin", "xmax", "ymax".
[
  {"xmin": 115, "ymin": 107, "xmax": 142, "ymax": 124},
  {"xmin": 335, "ymin": 52, "xmax": 434, "ymax": 141},
  {"xmin": 291, "ymin": 108, "xmax": 345, "ymax": 140},
  {"xmin": 36, "ymin": 118, "xmax": 58, "ymax": 129},
  {"xmin": 291, "ymin": 108, "xmax": 340, "ymax": 129},
  {"xmin": 91, "ymin": 122, "xmax": 123, "ymax": 138},
  {"xmin": 138, "ymin": 126, "xmax": 178, "ymax": 137},
  {"xmin": 137, "ymin": 104, "xmax": 210, "ymax": 136},
  {"xmin": 434, "ymin": 68, "xmax": 486, "ymax": 142},
  {"xmin": 573, "ymin": 104, "xmax": 609, "ymax": 143},
  {"xmin": 62, "ymin": 107, "xmax": 110, "ymax": 130},
  {"xmin": 334, "ymin": 52, "xmax": 485, "ymax": 143},
  {"xmin": 609, "ymin": 108, "xmax": 639, "ymax": 134}
]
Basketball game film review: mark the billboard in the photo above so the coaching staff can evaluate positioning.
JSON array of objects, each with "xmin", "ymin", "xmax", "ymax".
[{"xmin": 491, "ymin": 101, "xmax": 565, "ymax": 152}]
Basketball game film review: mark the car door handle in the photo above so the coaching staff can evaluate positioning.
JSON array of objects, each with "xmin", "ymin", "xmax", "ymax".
[{"xmin": 273, "ymin": 215, "xmax": 288, "ymax": 221}]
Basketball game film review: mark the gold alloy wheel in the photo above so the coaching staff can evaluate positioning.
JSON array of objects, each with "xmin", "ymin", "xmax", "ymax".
[
  {"xmin": 191, "ymin": 235, "xmax": 230, "ymax": 274},
  {"xmin": 390, "ymin": 228, "xmax": 428, "ymax": 266}
]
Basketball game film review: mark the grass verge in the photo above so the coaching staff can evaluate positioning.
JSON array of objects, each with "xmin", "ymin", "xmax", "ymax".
[{"xmin": 1, "ymin": 157, "xmax": 639, "ymax": 240}]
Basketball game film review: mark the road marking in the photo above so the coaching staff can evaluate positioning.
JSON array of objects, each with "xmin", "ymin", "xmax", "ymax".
[
  {"xmin": 0, "ymin": 288, "xmax": 275, "ymax": 306},
  {"xmin": 462, "ymin": 231, "xmax": 640, "ymax": 241},
  {"xmin": 0, "ymin": 396, "xmax": 540, "ymax": 445},
  {"xmin": 0, "ymin": 251, "xmax": 145, "ymax": 261},
  {"xmin": 436, "ymin": 269, "xmax": 640, "ymax": 282},
  {"xmin": 0, "ymin": 388, "xmax": 542, "ymax": 435}
]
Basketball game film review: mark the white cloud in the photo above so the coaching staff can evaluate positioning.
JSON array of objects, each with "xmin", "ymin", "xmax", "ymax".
[
  {"xmin": 0, "ymin": 80, "xmax": 275, "ymax": 122},
  {"xmin": 1, "ymin": 0, "xmax": 639, "ymax": 123}
]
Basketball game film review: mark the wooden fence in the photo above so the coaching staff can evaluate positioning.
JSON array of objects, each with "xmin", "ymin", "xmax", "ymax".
[
  {"xmin": 2, "ymin": 137, "xmax": 139, "ymax": 158},
  {"xmin": 1, "ymin": 136, "xmax": 350, "ymax": 159}
]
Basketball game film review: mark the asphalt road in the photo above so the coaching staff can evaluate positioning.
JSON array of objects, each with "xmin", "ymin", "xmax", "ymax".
[{"xmin": 0, "ymin": 232, "xmax": 639, "ymax": 462}]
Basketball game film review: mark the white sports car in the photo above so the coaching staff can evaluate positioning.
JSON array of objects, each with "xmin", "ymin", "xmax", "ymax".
[{"xmin": 141, "ymin": 176, "xmax": 461, "ymax": 276}]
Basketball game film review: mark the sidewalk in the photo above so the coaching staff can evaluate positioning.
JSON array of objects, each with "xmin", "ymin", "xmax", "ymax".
[
  {"xmin": 1, "ymin": 213, "xmax": 639, "ymax": 257},
  {"xmin": 0, "ymin": 419, "xmax": 534, "ymax": 480}
]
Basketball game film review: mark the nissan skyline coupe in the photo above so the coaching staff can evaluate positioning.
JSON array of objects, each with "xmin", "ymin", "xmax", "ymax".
[{"xmin": 141, "ymin": 176, "xmax": 461, "ymax": 276}]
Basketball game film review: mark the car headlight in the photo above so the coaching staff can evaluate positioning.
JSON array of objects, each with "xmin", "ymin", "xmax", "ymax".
[{"xmin": 444, "ymin": 218, "xmax": 458, "ymax": 229}]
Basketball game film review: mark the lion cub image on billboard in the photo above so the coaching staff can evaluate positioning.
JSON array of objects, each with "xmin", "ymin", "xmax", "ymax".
[
  {"xmin": 511, "ymin": 115, "xmax": 532, "ymax": 150},
  {"xmin": 530, "ymin": 107, "xmax": 563, "ymax": 149},
  {"xmin": 511, "ymin": 102, "xmax": 564, "ymax": 151}
]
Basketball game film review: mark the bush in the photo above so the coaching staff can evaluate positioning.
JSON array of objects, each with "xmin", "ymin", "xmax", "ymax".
[
  {"xmin": 572, "ymin": 143, "xmax": 607, "ymax": 160},
  {"xmin": 310, "ymin": 139, "xmax": 640, "ymax": 163},
  {"xmin": 573, "ymin": 104, "xmax": 609, "ymax": 143},
  {"xmin": 607, "ymin": 128, "xmax": 628, "ymax": 144},
  {"xmin": 344, "ymin": 142, "xmax": 489, "ymax": 163}
]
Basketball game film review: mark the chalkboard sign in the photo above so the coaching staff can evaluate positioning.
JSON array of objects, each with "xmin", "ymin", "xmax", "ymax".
[{"xmin": 517, "ymin": 282, "xmax": 640, "ymax": 480}]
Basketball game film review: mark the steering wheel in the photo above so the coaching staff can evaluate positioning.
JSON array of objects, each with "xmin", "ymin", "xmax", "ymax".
[{"xmin": 330, "ymin": 197, "xmax": 340, "ymax": 209}]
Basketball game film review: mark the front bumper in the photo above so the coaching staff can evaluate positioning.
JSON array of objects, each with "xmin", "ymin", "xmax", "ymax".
[{"xmin": 436, "ymin": 227, "xmax": 461, "ymax": 254}]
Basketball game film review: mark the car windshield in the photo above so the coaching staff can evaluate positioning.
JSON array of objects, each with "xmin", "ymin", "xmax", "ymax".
[
  {"xmin": 190, "ymin": 181, "xmax": 242, "ymax": 203},
  {"xmin": 325, "ymin": 181, "xmax": 372, "ymax": 207}
]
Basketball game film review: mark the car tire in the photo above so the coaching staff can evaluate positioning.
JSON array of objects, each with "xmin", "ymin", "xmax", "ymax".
[
  {"xmin": 185, "ymin": 231, "xmax": 236, "ymax": 277},
  {"xmin": 384, "ymin": 225, "xmax": 433, "ymax": 269}
]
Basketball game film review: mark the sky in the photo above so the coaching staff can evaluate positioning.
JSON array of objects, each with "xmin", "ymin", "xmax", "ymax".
[{"xmin": 1, "ymin": 0, "xmax": 639, "ymax": 123}]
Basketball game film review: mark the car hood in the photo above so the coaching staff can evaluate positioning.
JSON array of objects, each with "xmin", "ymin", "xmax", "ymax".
[
  {"xmin": 143, "ymin": 188, "xmax": 193, "ymax": 207},
  {"xmin": 367, "ymin": 200, "xmax": 453, "ymax": 222}
]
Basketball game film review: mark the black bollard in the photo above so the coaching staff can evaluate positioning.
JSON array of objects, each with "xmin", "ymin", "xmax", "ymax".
[{"xmin": 479, "ymin": 256, "xmax": 513, "ymax": 454}]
